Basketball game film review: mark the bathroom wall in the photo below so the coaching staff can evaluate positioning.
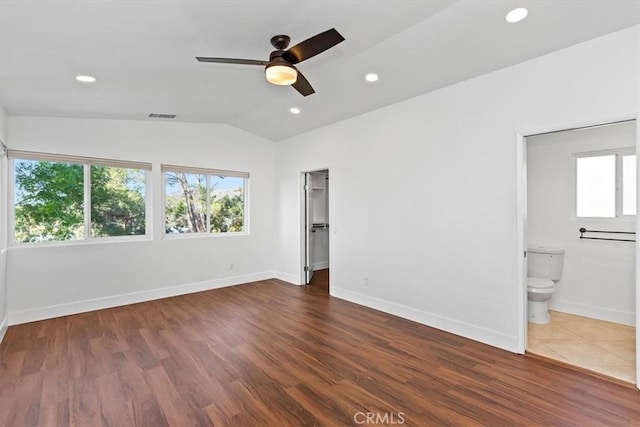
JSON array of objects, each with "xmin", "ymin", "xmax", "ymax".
[{"xmin": 527, "ymin": 121, "xmax": 636, "ymax": 325}]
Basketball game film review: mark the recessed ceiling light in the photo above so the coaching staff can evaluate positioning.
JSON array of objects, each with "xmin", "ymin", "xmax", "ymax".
[
  {"xmin": 365, "ymin": 73, "xmax": 379, "ymax": 82},
  {"xmin": 506, "ymin": 8, "xmax": 528, "ymax": 23},
  {"xmin": 289, "ymin": 107, "xmax": 301, "ymax": 114},
  {"xmin": 76, "ymin": 75, "xmax": 96, "ymax": 83}
]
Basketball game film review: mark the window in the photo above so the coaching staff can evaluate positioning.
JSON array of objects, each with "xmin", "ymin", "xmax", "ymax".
[
  {"xmin": 575, "ymin": 148, "xmax": 636, "ymax": 218},
  {"xmin": 163, "ymin": 165, "xmax": 248, "ymax": 235},
  {"xmin": 90, "ymin": 165, "xmax": 147, "ymax": 237},
  {"xmin": 11, "ymin": 151, "xmax": 150, "ymax": 244}
]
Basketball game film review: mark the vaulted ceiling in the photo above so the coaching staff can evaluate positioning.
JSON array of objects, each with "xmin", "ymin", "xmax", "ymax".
[{"xmin": 1, "ymin": 0, "xmax": 638, "ymax": 141}]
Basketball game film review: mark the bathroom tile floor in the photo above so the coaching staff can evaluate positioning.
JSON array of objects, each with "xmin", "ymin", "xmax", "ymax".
[{"xmin": 527, "ymin": 310, "xmax": 636, "ymax": 384}]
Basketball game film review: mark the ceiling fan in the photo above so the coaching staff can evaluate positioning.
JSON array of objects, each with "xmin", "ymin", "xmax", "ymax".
[{"xmin": 196, "ymin": 28, "xmax": 345, "ymax": 96}]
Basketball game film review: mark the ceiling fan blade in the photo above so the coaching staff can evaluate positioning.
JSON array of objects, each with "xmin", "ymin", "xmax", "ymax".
[
  {"xmin": 196, "ymin": 57, "xmax": 268, "ymax": 66},
  {"xmin": 285, "ymin": 28, "xmax": 345, "ymax": 64},
  {"xmin": 292, "ymin": 71, "xmax": 315, "ymax": 96}
]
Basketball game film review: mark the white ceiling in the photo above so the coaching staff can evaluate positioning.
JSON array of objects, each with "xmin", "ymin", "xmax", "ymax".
[{"xmin": 1, "ymin": 0, "xmax": 639, "ymax": 141}]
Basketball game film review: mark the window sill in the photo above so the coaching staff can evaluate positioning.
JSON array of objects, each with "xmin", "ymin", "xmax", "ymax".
[
  {"xmin": 10, "ymin": 235, "xmax": 152, "ymax": 249},
  {"xmin": 162, "ymin": 232, "xmax": 249, "ymax": 240}
]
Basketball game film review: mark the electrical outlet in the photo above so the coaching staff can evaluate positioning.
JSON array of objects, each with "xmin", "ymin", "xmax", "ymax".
[
  {"xmin": 364, "ymin": 277, "xmax": 369, "ymax": 287},
  {"xmin": 229, "ymin": 262, "xmax": 234, "ymax": 270}
]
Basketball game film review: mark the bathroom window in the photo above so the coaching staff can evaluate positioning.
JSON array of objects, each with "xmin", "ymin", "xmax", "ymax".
[{"xmin": 575, "ymin": 149, "xmax": 636, "ymax": 218}]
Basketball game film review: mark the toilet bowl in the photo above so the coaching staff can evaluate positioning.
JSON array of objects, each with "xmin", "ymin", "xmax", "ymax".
[
  {"xmin": 527, "ymin": 277, "xmax": 556, "ymax": 324},
  {"xmin": 526, "ymin": 247, "xmax": 564, "ymax": 324}
]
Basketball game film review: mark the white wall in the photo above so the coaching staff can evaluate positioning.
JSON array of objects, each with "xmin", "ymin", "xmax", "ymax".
[
  {"xmin": 276, "ymin": 26, "xmax": 639, "ymax": 352},
  {"xmin": 0, "ymin": 105, "xmax": 8, "ymax": 342},
  {"xmin": 0, "ymin": 105, "xmax": 7, "ymax": 144},
  {"xmin": 7, "ymin": 116, "xmax": 276, "ymax": 324},
  {"xmin": 527, "ymin": 121, "xmax": 636, "ymax": 325}
]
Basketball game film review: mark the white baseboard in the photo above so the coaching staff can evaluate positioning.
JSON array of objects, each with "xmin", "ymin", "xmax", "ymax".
[
  {"xmin": 330, "ymin": 287, "xmax": 519, "ymax": 353},
  {"xmin": 8, "ymin": 271, "xmax": 275, "ymax": 326},
  {"xmin": 0, "ymin": 313, "xmax": 7, "ymax": 346},
  {"xmin": 275, "ymin": 271, "xmax": 302, "ymax": 285},
  {"xmin": 550, "ymin": 299, "xmax": 635, "ymax": 326}
]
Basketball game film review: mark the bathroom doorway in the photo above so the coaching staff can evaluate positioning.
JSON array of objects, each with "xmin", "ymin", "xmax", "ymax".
[
  {"xmin": 521, "ymin": 119, "xmax": 638, "ymax": 385},
  {"xmin": 303, "ymin": 169, "xmax": 330, "ymax": 293}
]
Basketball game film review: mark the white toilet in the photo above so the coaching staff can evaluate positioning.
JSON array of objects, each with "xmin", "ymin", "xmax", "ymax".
[{"xmin": 527, "ymin": 247, "xmax": 564, "ymax": 324}]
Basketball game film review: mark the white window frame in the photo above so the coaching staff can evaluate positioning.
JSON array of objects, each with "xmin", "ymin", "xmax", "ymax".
[
  {"xmin": 573, "ymin": 147, "xmax": 636, "ymax": 220},
  {"xmin": 161, "ymin": 164, "xmax": 249, "ymax": 238},
  {"xmin": 9, "ymin": 150, "xmax": 152, "ymax": 246}
]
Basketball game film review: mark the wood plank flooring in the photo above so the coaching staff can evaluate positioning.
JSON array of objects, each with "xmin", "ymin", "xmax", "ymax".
[
  {"xmin": 1, "ymin": 278, "xmax": 640, "ymax": 426},
  {"xmin": 308, "ymin": 268, "xmax": 329, "ymax": 294}
]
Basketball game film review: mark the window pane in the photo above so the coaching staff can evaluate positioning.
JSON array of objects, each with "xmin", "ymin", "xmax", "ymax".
[
  {"xmin": 576, "ymin": 155, "xmax": 615, "ymax": 218},
  {"xmin": 209, "ymin": 176, "xmax": 245, "ymax": 233},
  {"xmin": 91, "ymin": 165, "xmax": 146, "ymax": 237},
  {"xmin": 623, "ymin": 154, "xmax": 636, "ymax": 216},
  {"xmin": 165, "ymin": 172, "xmax": 207, "ymax": 233},
  {"xmin": 14, "ymin": 159, "xmax": 84, "ymax": 242}
]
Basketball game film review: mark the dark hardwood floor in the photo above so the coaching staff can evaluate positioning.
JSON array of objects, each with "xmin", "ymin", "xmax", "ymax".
[
  {"xmin": 307, "ymin": 268, "xmax": 329, "ymax": 294},
  {"xmin": 1, "ymin": 278, "xmax": 639, "ymax": 426}
]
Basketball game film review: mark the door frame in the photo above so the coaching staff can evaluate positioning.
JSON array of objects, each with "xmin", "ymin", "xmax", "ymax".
[
  {"xmin": 516, "ymin": 114, "xmax": 639, "ymax": 389},
  {"xmin": 0, "ymin": 140, "xmax": 6, "ymax": 343},
  {"xmin": 300, "ymin": 168, "xmax": 331, "ymax": 286}
]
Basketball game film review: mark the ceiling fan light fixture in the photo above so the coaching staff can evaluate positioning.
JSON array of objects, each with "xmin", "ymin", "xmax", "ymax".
[{"xmin": 265, "ymin": 63, "xmax": 298, "ymax": 86}]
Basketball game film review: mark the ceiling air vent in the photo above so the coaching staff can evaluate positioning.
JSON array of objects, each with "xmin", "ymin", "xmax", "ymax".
[{"xmin": 148, "ymin": 113, "xmax": 176, "ymax": 119}]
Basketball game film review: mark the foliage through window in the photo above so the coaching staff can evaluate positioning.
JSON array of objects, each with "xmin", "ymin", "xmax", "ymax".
[
  {"xmin": 164, "ymin": 167, "xmax": 247, "ymax": 234},
  {"xmin": 575, "ymin": 149, "xmax": 636, "ymax": 218},
  {"xmin": 12, "ymin": 153, "xmax": 149, "ymax": 243},
  {"xmin": 90, "ymin": 165, "xmax": 146, "ymax": 237}
]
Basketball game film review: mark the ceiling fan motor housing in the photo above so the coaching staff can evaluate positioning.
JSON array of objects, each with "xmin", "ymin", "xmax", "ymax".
[{"xmin": 268, "ymin": 49, "xmax": 297, "ymax": 65}]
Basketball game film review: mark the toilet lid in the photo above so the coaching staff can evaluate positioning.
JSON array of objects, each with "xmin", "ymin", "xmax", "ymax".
[{"xmin": 527, "ymin": 277, "xmax": 554, "ymax": 289}]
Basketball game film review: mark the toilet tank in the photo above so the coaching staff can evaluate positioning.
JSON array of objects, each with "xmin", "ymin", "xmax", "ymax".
[{"xmin": 527, "ymin": 247, "xmax": 564, "ymax": 280}]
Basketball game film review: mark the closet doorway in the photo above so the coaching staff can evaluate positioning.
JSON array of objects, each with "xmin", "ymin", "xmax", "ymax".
[{"xmin": 303, "ymin": 170, "xmax": 329, "ymax": 292}]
